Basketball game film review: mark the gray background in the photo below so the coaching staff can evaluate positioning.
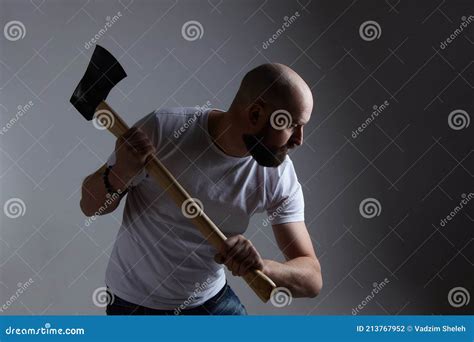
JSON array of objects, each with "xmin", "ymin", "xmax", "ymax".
[{"xmin": 0, "ymin": 0, "xmax": 472, "ymax": 315}]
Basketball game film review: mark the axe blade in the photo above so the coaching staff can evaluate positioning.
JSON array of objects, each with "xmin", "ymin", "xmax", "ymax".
[{"xmin": 70, "ymin": 45, "xmax": 127, "ymax": 121}]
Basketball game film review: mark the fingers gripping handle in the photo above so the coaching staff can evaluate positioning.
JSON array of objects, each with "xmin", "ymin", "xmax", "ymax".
[{"xmin": 95, "ymin": 101, "xmax": 277, "ymax": 302}]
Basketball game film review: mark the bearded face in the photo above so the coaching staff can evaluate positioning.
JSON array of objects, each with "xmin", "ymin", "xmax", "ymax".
[{"xmin": 242, "ymin": 122, "xmax": 291, "ymax": 167}]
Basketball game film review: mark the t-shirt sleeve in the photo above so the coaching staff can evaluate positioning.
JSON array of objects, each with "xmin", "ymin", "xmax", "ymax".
[
  {"xmin": 265, "ymin": 158, "xmax": 305, "ymax": 226},
  {"xmin": 106, "ymin": 111, "xmax": 158, "ymax": 187}
]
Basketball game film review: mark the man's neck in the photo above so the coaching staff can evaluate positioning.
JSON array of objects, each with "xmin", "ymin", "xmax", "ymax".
[{"xmin": 208, "ymin": 110, "xmax": 250, "ymax": 158}]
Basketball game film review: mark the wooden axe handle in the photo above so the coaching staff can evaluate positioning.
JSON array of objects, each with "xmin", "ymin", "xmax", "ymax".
[{"xmin": 95, "ymin": 101, "xmax": 277, "ymax": 302}]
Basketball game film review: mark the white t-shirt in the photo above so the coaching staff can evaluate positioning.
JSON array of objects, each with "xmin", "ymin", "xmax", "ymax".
[{"xmin": 105, "ymin": 107, "xmax": 305, "ymax": 310}]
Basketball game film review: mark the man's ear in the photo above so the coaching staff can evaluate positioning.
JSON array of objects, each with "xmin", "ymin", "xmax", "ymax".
[
  {"xmin": 250, "ymin": 110, "xmax": 259, "ymax": 125},
  {"xmin": 247, "ymin": 100, "xmax": 265, "ymax": 127}
]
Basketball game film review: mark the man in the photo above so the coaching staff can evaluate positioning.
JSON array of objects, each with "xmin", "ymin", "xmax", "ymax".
[{"xmin": 80, "ymin": 63, "xmax": 323, "ymax": 315}]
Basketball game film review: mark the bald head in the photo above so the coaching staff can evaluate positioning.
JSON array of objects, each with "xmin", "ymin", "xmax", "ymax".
[
  {"xmin": 230, "ymin": 63, "xmax": 313, "ymax": 116},
  {"xmin": 220, "ymin": 63, "xmax": 313, "ymax": 167}
]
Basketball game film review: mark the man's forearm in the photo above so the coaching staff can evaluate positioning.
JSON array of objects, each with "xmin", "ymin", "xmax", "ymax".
[
  {"xmin": 262, "ymin": 257, "xmax": 322, "ymax": 298},
  {"xmin": 80, "ymin": 165, "xmax": 129, "ymax": 217}
]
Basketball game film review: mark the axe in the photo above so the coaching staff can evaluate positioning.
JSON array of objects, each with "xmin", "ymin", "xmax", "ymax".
[{"xmin": 70, "ymin": 45, "xmax": 277, "ymax": 302}]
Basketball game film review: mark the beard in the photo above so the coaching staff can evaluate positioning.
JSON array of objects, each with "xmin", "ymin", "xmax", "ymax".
[{"xmin": 242, "ymin": 124, "xmax": 289, "ymax": 167}]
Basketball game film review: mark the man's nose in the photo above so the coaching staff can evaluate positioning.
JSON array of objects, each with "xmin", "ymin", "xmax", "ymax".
[{"xmin": 292, "ymin": 126, "xmax": 304, "ymax": 146}]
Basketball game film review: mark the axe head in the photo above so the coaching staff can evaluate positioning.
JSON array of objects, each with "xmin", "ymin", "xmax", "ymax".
[{"xmin": 70, "ymin": 45, "xmax": 126, "ymax": 120}]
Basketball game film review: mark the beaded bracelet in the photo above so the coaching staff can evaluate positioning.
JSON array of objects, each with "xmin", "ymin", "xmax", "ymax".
[{"xmin": 102, "ymin": 165, "xmax": 127, "ymax": 197}]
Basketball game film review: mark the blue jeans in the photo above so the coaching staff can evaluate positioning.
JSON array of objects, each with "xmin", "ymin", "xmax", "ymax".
[{"xmin": 106, "ymin": 283, "xmax": 247, "ymax": 315}]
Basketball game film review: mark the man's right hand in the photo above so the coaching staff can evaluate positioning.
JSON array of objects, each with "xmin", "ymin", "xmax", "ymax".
[{"xmin": 113, "ymin": 127, "xmax": 156, "ymax": 185}]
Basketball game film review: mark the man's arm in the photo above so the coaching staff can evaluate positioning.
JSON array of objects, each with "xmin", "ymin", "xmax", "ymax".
[
  {"xmin": 80, "ymin": 127, "xmax": 155, "ymax": 217},
  {"xmin": 79, "ymin": 163, "xmax": 129, "ymax": 217},
  {"xmin": 214, "ymin": 221, "xmax": 322, "ymax": 298},
  {"xmin": 262, "ymin": 221, "xmax": 322, "ymax": 298}
]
